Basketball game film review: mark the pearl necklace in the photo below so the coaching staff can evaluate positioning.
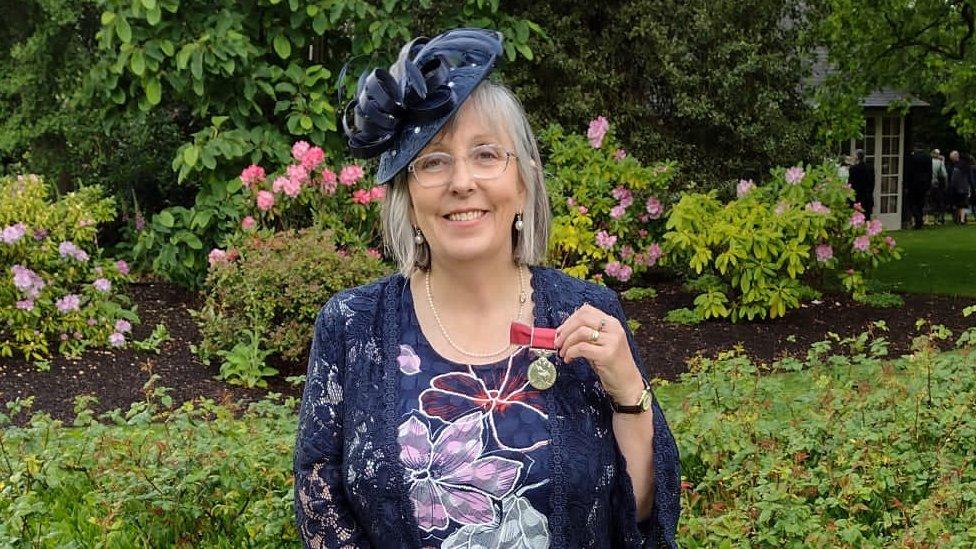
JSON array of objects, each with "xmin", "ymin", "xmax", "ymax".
[{"xmin": 425, "ymin": 264, "xmax": 527, "ymax": 359}]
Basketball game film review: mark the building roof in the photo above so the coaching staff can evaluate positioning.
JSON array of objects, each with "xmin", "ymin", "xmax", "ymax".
[{"xmin": 807, "ymin": 48, "xmax": 929, "ymax": 108}]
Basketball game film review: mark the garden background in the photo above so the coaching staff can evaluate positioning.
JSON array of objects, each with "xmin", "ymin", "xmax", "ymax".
[{"xmin": 2, "ymin": 0, "xmax": 976, "ymax": 545}]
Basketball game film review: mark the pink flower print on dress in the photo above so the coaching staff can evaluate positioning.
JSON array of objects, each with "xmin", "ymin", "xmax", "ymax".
[
  {"xmin": 398, "ymin": 414, "xmax": 522, "ymax": 532},
  {"xmin": 420, "ymin": 360, "xmax": 548, "ymax": 452},
  {"xmin": 398, "ymin": 344, "xmax": 421, "ymax": 375}
]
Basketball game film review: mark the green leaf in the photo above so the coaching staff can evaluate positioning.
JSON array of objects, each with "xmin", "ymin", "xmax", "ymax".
[
  {"xmin": 130, "ymin": 50, "xmax": 146, "ymax": 76},
  {"xmin": 144, "ymin": 77, "xmax": 161, "ymax": 105},
  {"xmin": 146, "ymin": 6, "xmax": 161, "ymax": 26},
  {"xmin": 300, "ymin": 115, "xmax": 313, "ymax": 130},
  {"xmin": 116, "ymin": 17, "xmax": 132, "ymax": 43},
  {"xmin": 160, "ymin": 40, "xmax": 174, "ymax": 56},
  {"xmin": 515, "ymin": 43, "xmax": 534, "ymax": 61},
  {"xmin": 158, "ymin": 210, "xmax": 175, "ymax": 228},
  {"xmin": 312, "ymin": 13, "xmax": 328, "ymax": 35},
  {"xmin": 101, "ymin": 11, "xmax": 116, "ymax": 26},
  {"xmin": 191, "ymin": 50, "xmax": 204, "ymax": 80},
  {"xmin": 141, "ymin": 0, "xmax": 157, "ymax": 9},
  {"xmin": 183, "ymin": 146, "xmax": 199, "ymax": 167},
  {"xmin": 273, "ymin": 35, "xmax": 291, "ymax": 59}
]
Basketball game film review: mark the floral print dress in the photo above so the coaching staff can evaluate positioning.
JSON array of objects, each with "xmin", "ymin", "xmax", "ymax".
[{"xmin": 395, "ymin": 282, "xmax": 552, "ymax": 548}]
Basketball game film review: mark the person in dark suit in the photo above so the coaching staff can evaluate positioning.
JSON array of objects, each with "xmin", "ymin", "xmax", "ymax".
[
  {"xmin": 907, "ymin": 148, "xmax": 933, "ymax": 229},
  {"xmin": 847, "ymin": 149, "xmax": 875, "ymax": 220}
]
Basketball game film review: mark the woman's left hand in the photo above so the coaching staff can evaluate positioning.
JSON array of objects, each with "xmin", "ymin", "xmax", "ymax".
[{"xmin": 553, "ymin": 303, "xmax": 645, "ymax": 404}]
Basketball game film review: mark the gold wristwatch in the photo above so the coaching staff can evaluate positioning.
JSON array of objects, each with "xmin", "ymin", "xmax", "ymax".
[{"xmin": 611, "ymin": 378, "xmax": 652, "ymax": 414}]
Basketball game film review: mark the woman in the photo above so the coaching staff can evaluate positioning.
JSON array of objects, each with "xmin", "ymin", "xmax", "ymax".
[
  {"xmin": 294, "ymin": 28, "xmax": 680, "ymax": 548},
  {"xmin": 949, "ymin": 153, "xmax": 972, "ymax": 224}
]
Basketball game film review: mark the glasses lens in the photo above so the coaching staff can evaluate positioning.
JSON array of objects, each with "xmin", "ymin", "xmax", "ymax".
[
  {"xmin": 413, "ymin": 153, "xmax": 453, "ymax": 187},
  {"xmin": 470, "ymin": 144, "xmax": 508, "ymax": 178}
]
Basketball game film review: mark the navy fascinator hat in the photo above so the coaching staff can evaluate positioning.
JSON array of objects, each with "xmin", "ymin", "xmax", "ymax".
[{"xmin": 340, "ymin": 28, "xmax": 504, "ymax": 184}]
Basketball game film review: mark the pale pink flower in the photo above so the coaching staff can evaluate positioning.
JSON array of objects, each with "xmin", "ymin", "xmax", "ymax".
[
  {"xmin": 241, "ymin": 216, "xmax": 256, "ymax": 230},
  {"xmin": 645, "ymin": 243, "xmax": 663, "ymax": 266},
  {"xmin": 16, "ymin": 299, "xmax": 34, "ymax": 311},
  {"xmin": 853, "ymin": 235, "xmax": 870, "ymax": 252},
  {"xmin": 301, "ymin": 146, "xmax": 325, "ymax": 170},
  {"xmin": 785, "ymin": 166, "xmax": 806, "ymax": 184},
  {"xmin": 60, "ymin": 333, "xmax": 69, "ymax": 341},
  {"xmin": 620, "ymin": 245, "xmax": 634, "ymax": 260},
  {"xmin": 256, "ymin": 190, "xmax": 275, "ymax": 211},
  {"xmin": 87, "ymin": 318, "xmax": 97, "ymax": 326},
  {"xmin": 108, "ymin": 332, "xmax": 126, "ymax": 348},
  {"xmin": 815, "ymin": 244, "xmax": 833, "ymax": 262},
  {"xmin": 287, "ymin": 163, "xmax": 308, "ymax": 184},
  {"xmin": 11, "ymin": 265, "xmax": 44, "ymax": 298},
  {"xmin": 638, "ymin": 213, "xmax": 650, "ymax": 223},
  {"xmin": 33, "ymin": 228, "xmax": 48, "ymax": 241},
  {"xmin": 805, "ymin": 201, "xmax": 831, "ymax": 215},
  {"xmin": 853, "ymin": 202, "xmax": 864, "ymax": 212},
  {"xmin": 369, "ymin": 186, "xmax": 386, "ymax": 201},
  {"xmin": 866, "ymin": 219, "xmax": 882, "ymax": 236},
  {"xmin": 291, "ymin": 141, "xmax": 311, "ymax": 161},
  {"xmin": 611, "ymin": 187, "xmax": 633, "ymax": 205},
  {"xmin": 885, "ymin": 236, "xmax": 897, "ymax": 249},
  {"xmin": 736, "ymin": 179, "xmax": 755, "ymax": 197},
  {"xmin": 340, "ymin": 165, "xmax": 365, "ymax": 186},
  {"xmin": 240, "ymin": 164, "xmax": 266, "ymax": 189},
  {"xmin": 208, "ymin": 248, "xmax": 228, "ymax": 266},
  {"xmin": 645, "ymin": 196, "xmax": 663, "ymax": 219},
  {"xmin": 587, "ymin": 116, "xmax": 609, "ymax": 148},
  {"xmin": 320, "ymin": 168, "xmax": 338, "ymax": 193},
  {"xmin": 366, "ymin": 248, "xmax": 382, "ymax": 259},
  {"xmin": 116, "ymin": 260, "xmax": 130, "ymax": 275},
  {"xmin": 93, "ymin": 278, "xmax": 111, "ymax": 293},
  {"xmin": 638, "ymin": 229, "xmax": 648, "ymax": 238},
  {"xmin": 115, "ymin": 319, "xmax": 132, "ymax": 333},
  {"xmin": 774, "ymin": 202, "xmax": 789, "ymax": 216},
  {"xmin": 614, "ymin": 148, "xmax": 627, "ymax": 161},
  {"xmin": 78, "ymin": 218, "xmax": 95, "ymax": 228},
  {"xmin": 610, "ymin": 204, "xmax": 627, "ymax": 219},
  {"xmin": 281, "ymin": 175, "xmax": 302, "ymax": 198},
  {"xmin": 272, "ymin": 176, "xmax": 288, "ymax": 194},
  {"xmin": 578, "ymin": 206, "xmax": 589, "ymax": 215},
  {"xmin": 56, "ymin": 294, "xmax": 81, "ymax": 312},
  {"xmin": 595, "ymin": 230, "xmax": 617, "ymax": 249},
  {"xmin": 605, "ymin": 261, "xmax": 632, "ymax": 282},
  {"xmin": 58, "ymin": 241, "xmax": 89, "ymax": 262},
  {"xmin": 566, "ymin": 197, "xmax": 576, "ymax": 207},
  {"xmin": 850, "ymin": 211, "xmax": 866, "ymax": 227},
  {"xmin": 352, "ymin": 189, "xmax": 372, "ymax": 205},
  {"xmin": 1, "ymin": 223, "xmax": 26, "ymax": 244}
]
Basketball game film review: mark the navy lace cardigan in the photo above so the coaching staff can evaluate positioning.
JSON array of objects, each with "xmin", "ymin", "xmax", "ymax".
[{"xmin": 293, "ymin": 265, "xmax": 680, "ymax": 548}]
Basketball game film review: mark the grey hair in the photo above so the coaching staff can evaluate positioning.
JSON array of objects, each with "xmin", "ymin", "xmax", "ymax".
[{"xmin": 380, "ymin": 81, "xmax": 550, "ymax": 278}]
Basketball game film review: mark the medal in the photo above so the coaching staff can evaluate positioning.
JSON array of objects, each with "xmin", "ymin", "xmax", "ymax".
[{"xmin": 510, "ymin": 322, "xmax": 559, "ymax": 390}]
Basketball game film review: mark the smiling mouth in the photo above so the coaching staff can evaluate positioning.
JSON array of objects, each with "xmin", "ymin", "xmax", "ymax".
[{"xmin": 444, "ymin": 210, "xmax": 488, "ymax": 221}]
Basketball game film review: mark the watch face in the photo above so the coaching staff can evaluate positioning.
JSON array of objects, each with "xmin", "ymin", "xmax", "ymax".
[{"xmin": 638, "ymin": 390, "xmax": 652, "ymax": 411}]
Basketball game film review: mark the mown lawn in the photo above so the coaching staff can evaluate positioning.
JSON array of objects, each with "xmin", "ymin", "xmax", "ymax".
[{"xmin": 871, "ymin": 224, "xmax": 976, "ymax": 297}]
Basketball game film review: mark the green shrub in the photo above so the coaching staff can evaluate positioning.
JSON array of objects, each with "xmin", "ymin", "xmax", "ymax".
[
  {"xmin": 665, "ymin": 307, "xmax": 702, "ymax": 326},
  {"xmin": 663, "ymin": 162, "xmax": 901, "ymax": 321},
  {"xmin": 0, "ymin": 376, "xmax": 300, "ymax": 546},
  {"xmin": 620, "ymin": 286, "xmax": 657, "ymax": 301},
  {"xmin": 670, "ymin": 326, "xmax": 976, "ymax": 545},
  {"xmin": 192, "ymin": 226, "xmax": 390, "ymax": 388},
  {"xmin": 541, "ymin": 120, "xmax": 677, "ymax": 283},
  {"xmin": 854, "ymin": 292, "xmax": 905, "ymax": 308},
  {"xmin": 0, "ymin": 175, "xmax": 138, "ymax": 360}
]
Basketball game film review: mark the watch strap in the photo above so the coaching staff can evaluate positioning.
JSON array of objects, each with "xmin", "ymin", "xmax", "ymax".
[{"xmin": 611, "ymin": 378, "xmax": 652, "ymax": 414}]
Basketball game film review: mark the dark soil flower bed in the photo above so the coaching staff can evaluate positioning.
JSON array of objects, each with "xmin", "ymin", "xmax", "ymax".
[{"xmin": 2, "ymin": 279, "xmax": 973, "ymax": 425}]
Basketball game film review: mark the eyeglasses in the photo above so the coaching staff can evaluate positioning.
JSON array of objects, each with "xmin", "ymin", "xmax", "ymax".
[{"xmin": 407, "ymin": 144, "xmax": 518, "ymax": 188}]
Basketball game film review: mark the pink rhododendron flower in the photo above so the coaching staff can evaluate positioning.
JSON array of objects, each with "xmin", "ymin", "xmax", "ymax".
[
  {"xmin": 611, "ymin": 187, "xmax": 633, "ymax": 206},
  {"xmin": 60, "ymin": 333, "xmax": 69, "ymax": 341},
  {"xmin": 58, "ymin": 241, "xmax": 89, "ymax": 262},
  {"xmin": 774, "ymin": 201, "xmax": 789, "ymax": 216},
  {"xmin": 301, "ymin": 146, "xmax": 325, "ymax": 170},
  {"xmin": 16, "ymin": 299, "xmax": 33, "ymax": 311},
  {"xmin": 645, "ymin": 243, "xmax": 663, "ymax": 266},
  {"xmin": 256, "ymin": 190, "xmax": 275, "ymax": 211},
  {"xmin": 87, "ymin": 318, "xmax": 97, "ymax": 326},
  {"xmin": 805, "ymin": 201, "xmax": 831, "ymax": 215},
  {"xmin": 605, "ymin": 261, "xmax": 632, "ymax": 282},
  {"xmin": 108, "ymin": 332, "xmax": 126, "ymax": 348},
  {"xmin": 115, "ymin": 319, "xmax": 131, "ymax": 333},
  {"xmin": 866, "ymin": 219, "xmax": 882, "ymax": 236},
  {"xmin": 240, "ymin": 164, "xmax": 266, "ymax": 188},
  {"xmin": 282, "ymin": 174, "xmax": 302, "ymax": 198},
  {"xmin": 241, "ymin": 216, "xmax": 256, "ymax": 230},
  {"xmin": 853, "ymin": 202, "xmax": 864, "ymax": 212},
  {"xmin": 587, "ymin": 116, "xmax": 609, "ymax": 148},
  {"xmin": 578, "ymin": 206, "xmax": 589, "ymax": 215},
  {"xmin": 340, "ymin": 165, "xmax": 365, "ymax": 186},
  {"xmin": 885, "ymin": 236, "xmax": 896, "ymax": 249},
  {"xmin": 291, "ymin": 141, "xmax": 311, "ymax": 161},
  {"xmin": 736, "ymin": 179, "xmax": 755, "ymax": 197},
  {"xmin": 116, "ymin": 260, "xmax": 129, "ymax": 275},
  {"xmin": 33, "ymin": 228, "xmax": 48, "ymax": 241},
  {"xmin": 785, "ymin": 166, "xmax": 806, "ymax": 184},
  {"xmin": 93, "ymin": 278, "xmax": 111, "ymax": 293},
  {"xmin": 287, "ymin": 163, "xmax": 308, "ymax": 183},
  {"xmin": 610, "ymin": 204, "xmax": 627, "ymax": 219},
  {"xmin": 272, "ymin": 176, "xmax": 288, "ymax": 194},
  {"xmin": 352, "ymin": 189, "xmax": 372, "ymax": 205},
  {"xmin": 78, "ymin": 218, "xmax": 94, "ymax": 228},
  {"xmin": 620, "ymin": 245, "xmax": 634, "ymax": 260},
  {"xmin": 11, "ymin": 265, "xmax": 45, "ymax": 298},
  {"xmin": 853, "ymin": 235, "xmax": 870, "ymax": 252},
  {"xmin": 366, "ymin": 248, "xmax": 382, "ymax": 259},
  {"xmin": 595, "ymin": 230, "xmax": 617, "ymax": 249},
  {"xmin": 850, "ymin": 211, "xmax": 865, "ymax": 227},
  {"xmin": 1, "ymin": 223, "xmax": 26, "ymax": 244},
  {"xmin": 638, "ymin": 229, "xmax": 648, "ymax": 238},
  {"xmin": 566, "ymin": 197, "xmax": 576, "ymax": 207},
  {"xmin": 320, "ymin": 168, "xmax": 338, "ymax": 189},
  {"xmin": 56, "ymin": 294, "xmax": 81, "ymax": 312},
  {"xmin": 208, "ymin": 248, "xmax": 228, "ymax": 266},
  {"xmin": 226, "ymin": 248, "xmax": 240, "ymax": 262},
  {"xmin": 815, "ymin": 244, "xmax": 833, "ymax": 262},
  {"xmin": 645, "ymin": 196, "xmax": 663, "ymax": 219},
  {"xmin": 369, "ymin": 186, "xmax": 386, "ymax": 201},
  {"xmin": 614, "ymin": 148, "xmax": 627, "ymax": 161},
  {"xmin": 638, "ymin": 213, "xmax": 650, "ymax": 223},
  {"xmin": 74, "ymin": 331, "xmax": 83, "ymax": 340}
]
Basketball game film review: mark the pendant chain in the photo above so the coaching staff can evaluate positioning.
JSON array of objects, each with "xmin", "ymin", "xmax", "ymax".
[{"xmin": 425, "ymin": 264, "xmax": 527, "ymax": 359}]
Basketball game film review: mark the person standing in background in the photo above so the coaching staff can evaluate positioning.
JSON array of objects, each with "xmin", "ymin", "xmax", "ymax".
[
  {"xmin": 930, "ymin": 149, "xmax": 948, "ymax": 224},
  {"xmin": 907, "ymin": 147, "xmax": 933, "ymax": 229},
  {"xmin": 949, "ymin": 153, "xmax": 973, "ymax": 224},
  {"xmin": 848, "ymin": 149, "xmax": 875, "ymax": 220}
]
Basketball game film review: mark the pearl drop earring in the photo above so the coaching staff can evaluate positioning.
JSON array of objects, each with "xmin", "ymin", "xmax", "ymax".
[
  {"xmin": 514, "ymin": 212, "xmax": 524, "ymax": 231},
  {"xmin": 414, "ymin": 227, "xmax": 425, "ymax": 244}
]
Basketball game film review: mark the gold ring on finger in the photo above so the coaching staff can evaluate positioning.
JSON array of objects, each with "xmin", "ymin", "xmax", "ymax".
[
  {"xmin": 589, "ymin": 329, "xmax": 600, "ymax": 343},
  {"xmin": 598, "ymin": 318, "xmax": 606, "ymax": 332}
]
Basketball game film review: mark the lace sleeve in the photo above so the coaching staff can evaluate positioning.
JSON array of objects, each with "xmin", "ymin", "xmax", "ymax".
[
  {"xmin": 605, "ymin": 290, "xmax": 681, "ymax": 549},
  {"xmin": 294, "ymin": 299, "xmax": 370, "ymax": 548}
]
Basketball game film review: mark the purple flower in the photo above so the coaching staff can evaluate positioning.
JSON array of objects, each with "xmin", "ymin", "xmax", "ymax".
[
  {"xmin": 11, "ymin": 265, "xmax": 44, "ymax": 298},
  {"xmin": 815, "ymin": 244, "xmax": 833, "ymax": 262},
  {"xmin": 805, "ymin": 201, "xmax": 831, "ymax": 215},
  {"xmin": 736, "ymin": 179, "xmax": 755, "ymax": 197},
  {"xmin": 399, "ymin": 413, "xmax": 522, "ymax": 531},
  {"xmin": 108, "ymin": 332, "xmax": 126, "ymax": 348},
  {"xmin": 93, "ymin": 278, "xmax": 111, "ymax": 293},
  {"xmin": 587, "ymin": 116, "xmax": 609, "ymax": 148},
  {"xmin": 645, "ymin": 243, "xmax": 663, "ymax": 266},
  {"xmin": 609, "ymin": 204, "xmax": 627, "ymax": 219},
  {"xmin": 58, "ymin": 241, "xmax": 89, "ymax": 262},
  {"xmin": 605, "ymin": 261, "xmax": 632, "ymax": 282},
  {"xmin": 885, "ymin": 236, "xmax": 897, "ymax": 249},
  {"xmin": 115, "ymin": 319, "xmax": 132, "ymax": 333},
  {"xmin": 208, "ymin": 248, "xmax": 228, "ymax": 266},
  {"xmin": 595, "ymin": 230, "xmax": 617, "ymax": 249},
  {"xmin": 614, "ymin": 148, "xmax": 627, "ymax": 161},
  {"xmin": 645, "ymin": 196, "xmax": 663, "ymax": 219},
  {"xmin": 16, "ymin": 299, "xmax": 34, "ymax": 311},
  {"xmin": 397, "ymin": 344, "xmax": 421, "ymax": 375},
  {"xmin": 116, "ymin": 260, "xmax": 130, "ymax": 275},
  {"xmin": 785, "ymin": 166, "xmax": 805, "ymax": 184},
  {"xmin": 56, "ymin": 294, "xmax": 81, "ymax": 312},
  {"xmin": 620, "ymin": 245, "xmax": 634, "ymax": 260},
  {"xmin": 850, "ymin": 211, "xmax": 866, "ymax": 228},
  {"xmin": 1, "ymin": 223, "xmax": 26, "ymax": 244},
  {"xmin": 867, "ymin": 219, "xmax": 883, "ymax": 236},
  {"xmin": 33, "ymin": 228, "xmax": 48, "ymax": 241},
  {"xmin": 611, "ymin": 187, "xmax": 633, "ymax": 204},
  {"xmin": 853, "ymin": 235, "xmax": 871, "ymax": 252}
]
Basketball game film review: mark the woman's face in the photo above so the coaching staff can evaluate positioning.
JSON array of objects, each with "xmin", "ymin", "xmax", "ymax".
[{"xmin": 407, "ymin": 103, "xmax": 526, "ymax": 267}]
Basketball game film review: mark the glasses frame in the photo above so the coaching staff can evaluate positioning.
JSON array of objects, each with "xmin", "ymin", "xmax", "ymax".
[{"xmin": 407, "ymin": 144, "xmax": 519, "ymax": 188}]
